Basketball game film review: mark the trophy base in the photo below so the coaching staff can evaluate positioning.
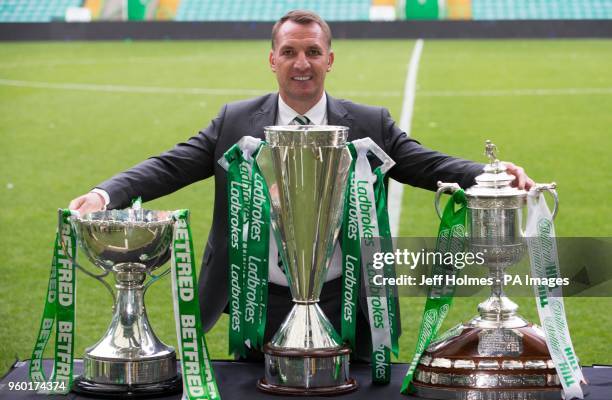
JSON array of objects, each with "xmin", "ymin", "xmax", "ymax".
[
  {"xmin": 72, "ymin": 374, "xmax": 182, "ymax": 398},
  {"xmin": 412, "ymin": 382, "xmax": 561, "ymax": 400},
  {"xmin": 258, "ymin": 344, "xmax": 357, "ymax": 396},
  {"xmin": 257, "ymin": 377, "xmax": 358, "ymax": 396},
  {"xmin": 82, "ymin": 352, "xmax": 178, "ymax": 385},
  {"xmin": 412, "ymin": 321, "xmax": 563, "ymax": 400}
]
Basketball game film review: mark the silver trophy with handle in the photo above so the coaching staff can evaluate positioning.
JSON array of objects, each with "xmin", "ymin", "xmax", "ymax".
[
  {"xmin": 412, "ymin": 140, "xmax": 564, "ymax": 400},
  {"xmin": 71, "ymin": 208, "xmax": 182, "ymax": 397}
]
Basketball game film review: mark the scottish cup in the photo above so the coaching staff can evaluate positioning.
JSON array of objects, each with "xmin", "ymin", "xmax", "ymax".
[{"xmin": 412, "ymin": 141, "xmax": 562, "ymax": 400}]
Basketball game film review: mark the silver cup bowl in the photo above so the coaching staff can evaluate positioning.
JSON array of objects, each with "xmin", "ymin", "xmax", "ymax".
[{"xmin": 75, "ymin": 209, "xmax": 174, "ymax": 271}]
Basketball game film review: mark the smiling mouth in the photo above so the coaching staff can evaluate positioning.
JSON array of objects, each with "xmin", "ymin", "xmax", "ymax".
[{"xmin": 292, "ymin": 76, "xmax": 312, "ymax": 81}]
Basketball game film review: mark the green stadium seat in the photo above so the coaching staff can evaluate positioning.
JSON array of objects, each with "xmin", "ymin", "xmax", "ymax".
[
  {"xmin": 472, "ymin": 0, "xmax": 612, "ymax": 20},
  {"xmin": 175, "ymin": 0, "xmax": 371, "ymax": 22},
  {"xmin": 0, "ymin": 0, "xmax": 83, "ymax": 22},
  {"xmin": 3, "ymin": 0, "xmax": 608, "ymax": 23}
]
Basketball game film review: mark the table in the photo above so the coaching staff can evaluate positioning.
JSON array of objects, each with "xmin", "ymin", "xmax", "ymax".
[{"xmin": 1, "ymin": 360, "xmax": 609, "ymax": 399}]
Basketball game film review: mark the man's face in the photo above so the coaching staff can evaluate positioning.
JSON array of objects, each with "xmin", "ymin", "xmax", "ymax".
[{"xmin": 269, "ymin": 21, "xmax": 334, "ymax": 106}]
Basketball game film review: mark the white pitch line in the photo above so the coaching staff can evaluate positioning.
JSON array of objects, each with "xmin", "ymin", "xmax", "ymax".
[
  {"xmin": 0, "ymin": 55, "xmax": 238, "ymax": 68},
  {"xmin": 0, "ymin": 78, "xmax": 402, "ymax": 98},
  {"xmin": 399, "ymin": 39, "xmax": 424, "ymax": 137},
  {"xmin": 1, "ymin": 78, "xmax": 611, "ymax": 98},
  {"xmin": 419, "ymin": 87, "xmax": 612, "ymax": 97},
  {"xmin": 388, "ymin": 39, "xmax": 424, "ymax": 238},
  {"xmin": 0, "ymin": 78, "xmax": 267, "ymax": 96}
]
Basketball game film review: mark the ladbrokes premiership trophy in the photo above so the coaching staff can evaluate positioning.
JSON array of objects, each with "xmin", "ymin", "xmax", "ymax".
[
  {"xmin": 71, "ymin": 209, "xmax": 181, "ymax": 396},
  {"xmin": 255, "ymin": 126, "xmax": 357, "ymax": 395},
  {"xmin": 220, "ymin": 125, "xmax": 397, "ymax": 395},
  {"xmin": 406, "ymin": 141, "xmax": 585, "ymax": 400}
]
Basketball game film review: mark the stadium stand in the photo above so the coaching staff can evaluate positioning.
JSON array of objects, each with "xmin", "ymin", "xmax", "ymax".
[
  {"xmin": 472, "ymin": 0, "xmax": 612, "ymax": 20},
  {"xmin": 156, "ymin": 0, "xmax": 181, "ymax": 20},
  {"xmin": 175, "ymin": 0, "xmax": 371, "ymax": 21},
  {"xmin": 0, "ymin": 0, "xmax": 82, "ymax": 22},
  {"xmin": 0, "ymin": 0, "xmax": 610, "ymax": 22},
  {"xmin": 83, "ymin": 0, "xmax": 102, "ymax": 19},
  {"xmin": 447, "ymin": 0, "xmax": 472, "ymax": 20}
]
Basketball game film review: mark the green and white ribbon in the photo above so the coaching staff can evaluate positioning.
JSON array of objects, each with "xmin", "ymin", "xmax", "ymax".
[
  {"xmin": 220, "ymin": 137, "xmax": 270, "ymax": 355},
  {"xmin": 171, "ymin": 210, "xmax": 220, "ymax": 400},
  {"xmin": 401, "ymin": 189, "xmax": 467, "ymax": 394},
  {"xmin": 526, "ymin": 191, "xmax": 585, "ymax": 399},
  {"xmin": 374, "ymin": 167, "xmax": 400, "ymax": 360},
  {"xmin": 340, "ymin": 146, "xmax": 361, "ymax": 350},
  {"xmin": 246, "ymin": 156, "xmax": 271, "ymax": 350},
  {"xmin": 29, "ymin": 209, "xmax": 77, "ymax": 395},
  {"xmin": 223, "ymin": 142, "xmax": 251, "ymax": 357},
  {"xmin": 348, "ymin": 138, "xmax": 397, "ymax": 384}
]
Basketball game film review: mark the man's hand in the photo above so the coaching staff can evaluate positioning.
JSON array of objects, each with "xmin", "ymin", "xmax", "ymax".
[
  {"xmin": 69, "ymin": 192, "xmax": 105, "ymax": 215},
  {"xmin": 502, "ymin": 161, "xmax": 535, "ymax": 191}
]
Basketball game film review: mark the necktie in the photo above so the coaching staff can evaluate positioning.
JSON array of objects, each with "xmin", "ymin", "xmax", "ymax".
[{"xmin": 291, "ymin": 115, "xmax": 312, "ymax": 125}]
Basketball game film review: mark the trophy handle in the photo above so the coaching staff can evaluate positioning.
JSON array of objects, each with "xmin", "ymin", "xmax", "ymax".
[
  {"xmin": 435, "ymin": 181, "xmax": 461, "ymax": 220},
  {"xmin": 59, "ymin": 224, "xmax": 117, "ymax": 305},
  {"xmin": 143, "ymin": 266, "xmax": 171, "ymax": 294},
  {"xmin": 75, "ymin": 264, "xmax": 116, "ymax": 304},
  {"xmin": 534, "ymin": 182, "xmax": 559, "ymax": 220}
]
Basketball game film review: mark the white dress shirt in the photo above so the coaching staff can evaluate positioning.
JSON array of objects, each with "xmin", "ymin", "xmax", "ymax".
[{"xmin": 277, "ymin": 92, "xmax": 327, "ymax": 126}]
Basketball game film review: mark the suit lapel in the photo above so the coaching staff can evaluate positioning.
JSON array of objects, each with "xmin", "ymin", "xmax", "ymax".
[
  {"xmin": 250, "ymin": 93, "xmax": 354, "ymax": 137},
  {"xmin": 327, "ymin": 93, "xmax": 354, "ymax": 136},
  {"xmin": 250, "ymin": 93, "xmax": 278, "ymax": 140}
]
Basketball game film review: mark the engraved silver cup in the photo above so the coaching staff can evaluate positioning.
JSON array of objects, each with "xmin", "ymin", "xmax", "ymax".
[{"xmin": 413, "ymin": 140, "xmax": 562, "ymax": 400}]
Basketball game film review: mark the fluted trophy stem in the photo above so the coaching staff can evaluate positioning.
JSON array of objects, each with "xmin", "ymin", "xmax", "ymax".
[
  {"xmin": 477, "ymin": 269, "xmax": 521, "ymax": 324},
  {"xmin": 113, "ymin": 264, "xmax": 146, "ymax": 330}
]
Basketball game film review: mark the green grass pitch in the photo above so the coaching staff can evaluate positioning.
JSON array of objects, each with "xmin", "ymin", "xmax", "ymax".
[{"xmin": 1, "ymin": 39, "xmax": 611, "ymax": 376}]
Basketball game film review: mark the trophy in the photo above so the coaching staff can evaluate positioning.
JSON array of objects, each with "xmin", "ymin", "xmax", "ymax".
[
  {"xmin": 71, "ymin": 209, "xmax": 182, "ymax": 396},
  {"xmin": 412, "ymin": 141, "xmax": 562, "ymax": 400},
  {"xmin": 254, "ymin": 125, "xmax": 358, "ymax": 395}
]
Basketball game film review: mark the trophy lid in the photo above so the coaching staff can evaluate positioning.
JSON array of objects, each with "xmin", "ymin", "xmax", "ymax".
[{"xmin": 465, "ymin": 140, "xmax": 526, "ymax": 198}]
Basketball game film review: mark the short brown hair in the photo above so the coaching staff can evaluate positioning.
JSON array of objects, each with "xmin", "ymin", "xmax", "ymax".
[{"xmin": 271, "ymin": 10, "xmax": 332, "ymax": 49}]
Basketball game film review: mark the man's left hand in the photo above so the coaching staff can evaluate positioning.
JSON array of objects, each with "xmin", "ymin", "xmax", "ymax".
[{"xmin": 502, "ymin": 161, "xmax": 535, "ymax": 191}]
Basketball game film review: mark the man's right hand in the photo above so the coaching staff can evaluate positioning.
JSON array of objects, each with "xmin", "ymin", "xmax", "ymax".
[{"xmin": 69, "ymin": 192, "xmax": 105, "ymax": 216}]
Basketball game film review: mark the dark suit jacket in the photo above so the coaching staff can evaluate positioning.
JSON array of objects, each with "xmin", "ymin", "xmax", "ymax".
[{"xmin": 98, "ymin": 93, "xmax": 483, "ymax": 332}]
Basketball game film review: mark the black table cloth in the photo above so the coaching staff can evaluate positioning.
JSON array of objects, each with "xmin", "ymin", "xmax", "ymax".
[{"xmin": 1, "ymin": 360, "xmax": 609, "ymax": 399}]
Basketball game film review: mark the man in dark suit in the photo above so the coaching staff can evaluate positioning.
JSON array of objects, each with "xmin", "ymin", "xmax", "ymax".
[{"xmin": 70, "ymin": 10, "xmax": 533, "ymax": 358}]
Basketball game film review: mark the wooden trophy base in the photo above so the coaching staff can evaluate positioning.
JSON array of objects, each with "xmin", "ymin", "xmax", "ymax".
[{"xmin": 412, "ymin": 323, "xmax": 563, "ymax": 400}]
